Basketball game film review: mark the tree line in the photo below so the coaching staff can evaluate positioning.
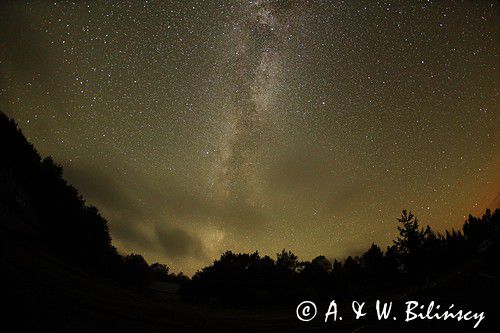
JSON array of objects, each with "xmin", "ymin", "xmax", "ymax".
[{"xmin": 181, "ymin": 208, "xmax": 499, "ymax": 305}]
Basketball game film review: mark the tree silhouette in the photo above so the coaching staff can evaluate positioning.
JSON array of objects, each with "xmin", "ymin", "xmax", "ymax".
[
  {"xmin": 123, "ymin": 254, "xmax": 151, "ymax": 286},
  {"xmin": 276, "ymin": 249, "xmax": 299, "ymax": 272},
  {"xmin": 393, "ymin": 209, "xmax": 426, "ymax": 277},
  {"xmin": 394, "ymin": 210, "xmax": 422, "ymax": 255},
  {"xmin": 150, "ymin": 262, "xmax": 170, "ymax": 281},
  {"xmin": 359, "ymin": 243, "xmax": 384, "ymax": 287}
]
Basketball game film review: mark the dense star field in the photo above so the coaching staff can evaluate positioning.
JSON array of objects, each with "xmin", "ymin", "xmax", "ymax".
[{"xmin": 0, "ymin": 1, "xmax": 498, "ymax": 274}]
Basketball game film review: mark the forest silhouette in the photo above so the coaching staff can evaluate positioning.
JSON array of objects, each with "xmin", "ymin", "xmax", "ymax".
[
  {"xmin": 0, "ymin": 111, "xmax": 185, "ymax": 286},
  {"xmin": 1, "ymin": 110, "xmax": 499, "ymax": 309}
]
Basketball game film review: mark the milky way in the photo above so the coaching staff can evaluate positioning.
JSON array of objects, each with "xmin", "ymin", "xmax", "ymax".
[{"xmin": 216, "ymin": 1, "xmax": 296, "ymax": 203}]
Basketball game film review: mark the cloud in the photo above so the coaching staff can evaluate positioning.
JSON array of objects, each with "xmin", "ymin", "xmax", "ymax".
[
  {"xmin": 62, "ymin": 162, "xmax": 265, "ymax": 263},
  {"xmin": 63, "ymin": 163, "xmax": 210, "ymax": 260},
  {"xmin": 155, "ymin": 224, "xmax": 207, "ymax": 260}
]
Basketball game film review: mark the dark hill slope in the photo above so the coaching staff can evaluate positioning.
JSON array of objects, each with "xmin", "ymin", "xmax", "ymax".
[{"xmin": 0, "ymin": 111, "xmax": 119, "ymax": 274}]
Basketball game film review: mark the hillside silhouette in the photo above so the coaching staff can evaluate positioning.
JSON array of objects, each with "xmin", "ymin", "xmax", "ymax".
[
  {"xmin": 1, "ymin": 111, "xmax": 499, "ymax": 331},
  {"xmin": 0, "ymin": 111, "xmax": 184, "ymax": 286}
]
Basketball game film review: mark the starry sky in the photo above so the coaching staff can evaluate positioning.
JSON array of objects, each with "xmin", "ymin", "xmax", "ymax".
[{"xmin": 1, "ymin": 0, "xmax": 499, "ymax": 275}]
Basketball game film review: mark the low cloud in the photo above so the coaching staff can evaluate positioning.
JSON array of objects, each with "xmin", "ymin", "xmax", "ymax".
[
  {"xmin": 155, "ymin": 224, "xmax": 208, "ymax": 260},
  {"xmin": 63, "ymin": 162, "xmax": 267, "ymax": 264},
  {"xmin": 63, "ymin": 163, "xmax": 210, "ymax": 261}
]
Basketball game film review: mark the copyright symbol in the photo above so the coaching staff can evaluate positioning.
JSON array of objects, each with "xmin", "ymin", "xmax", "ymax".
[{"xmin": 296, "ymin": 301, "xmax": 317, "ymax": 322}]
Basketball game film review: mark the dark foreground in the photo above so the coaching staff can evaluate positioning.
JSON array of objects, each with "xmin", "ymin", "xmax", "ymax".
[{"xmin": 2, "ymin": 227, "xmax": 498, "ymax": 332}]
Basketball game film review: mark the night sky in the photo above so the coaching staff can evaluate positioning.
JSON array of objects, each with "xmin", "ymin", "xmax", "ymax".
[{"xmin": 1, "ymin": 1, "xmax": 498, "ymax": 275}]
